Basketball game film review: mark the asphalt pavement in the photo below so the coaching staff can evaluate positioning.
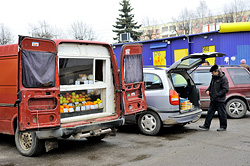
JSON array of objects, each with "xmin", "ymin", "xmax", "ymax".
[{"xmin": 1, "ymin": 113, "xmax": 250, "ymax": 166}]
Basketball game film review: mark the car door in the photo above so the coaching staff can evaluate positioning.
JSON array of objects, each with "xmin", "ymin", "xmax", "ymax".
[
  {"xmin": 17, "ymin": 36, "xmax": 60, "ymax": 131},
  {"xmin": 120, "ymin": 44, "xmax": 147, "ymax": 115}
]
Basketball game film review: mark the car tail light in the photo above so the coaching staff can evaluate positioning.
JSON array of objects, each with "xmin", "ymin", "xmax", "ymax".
[
  {"xmin": 198, "ymin": 88, "xmax": 201, "ymax": 100},
  {"xmin": 169, "ymin": 89, "xmax": 179, "ymax": 105}
]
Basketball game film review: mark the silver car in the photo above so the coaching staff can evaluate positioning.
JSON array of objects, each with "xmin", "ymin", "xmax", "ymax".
[{"xmin": 125, "ymin": 52, "xmax": 225, "ymax": 135}]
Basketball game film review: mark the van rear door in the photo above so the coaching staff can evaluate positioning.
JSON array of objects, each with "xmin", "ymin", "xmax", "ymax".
[
  {"xmin": 120, "ymin": 44, "xmax": 147, "ymax": 115},
  {"xmin": 17, "ymin": 36, "xmax": 60, "ymax": 131}
]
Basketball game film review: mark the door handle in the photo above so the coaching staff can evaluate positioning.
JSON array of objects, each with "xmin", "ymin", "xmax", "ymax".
[{"xmin": 14, "ymin": 91, "xmax": 22, "ymax": 107}]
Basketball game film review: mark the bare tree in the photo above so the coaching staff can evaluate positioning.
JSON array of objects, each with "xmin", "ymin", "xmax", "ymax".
[
  {"xmin": 141, "ymin": 17, "xmax": 159, "ymax": 40},
  {"xmin": 173, "ymin": 8, "xmax": 194, "ymax": 36},
  {"xmin": 70, "ymin": 21, "xmax": 97, "ymax": 41},
  {"xmin": 0, "ymin": 23, "xmax": 14, "ymax": 45},
  {"xmin": 231, "ymin": 0, "xmax": 246, "ymax": 22},
  {"xmin": 223, "ymin": 4, "xmax": 234, "ymax": 23},
  {"xmin": 196, "ymin": 0, "xmax": 209, "ymax": 23},
  {"xmin": 29, "ymin": 20, "xmax": 57, "ymax": 39}
]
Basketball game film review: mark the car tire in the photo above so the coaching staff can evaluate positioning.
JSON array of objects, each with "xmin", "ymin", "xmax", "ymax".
[
  {"xmin": 138, "ymin": 111, "xmax": 161, "ymax": 136},
  {"xmin": 226, "ymin": 98, "xmax": 247, "ymax": 119},
  {"xmin": 15, "ymin": 130, "xmax": 44, "ymax": 157},
  {"xmin": 86, "ymin": 134, "xmax": 106, "ymax": 142}
]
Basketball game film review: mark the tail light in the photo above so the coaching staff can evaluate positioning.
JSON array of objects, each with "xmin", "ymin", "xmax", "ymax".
[
  {"xmin": 198, "ymin": 88, "xmax": 201, "ymax": 100},
  {"xmin": 169, "ymin": 89, "xmax": 179, "ymax": 105}
]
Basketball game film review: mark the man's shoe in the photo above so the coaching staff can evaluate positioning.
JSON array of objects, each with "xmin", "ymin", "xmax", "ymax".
[
  {"xmin": 217, "ymin": 128, "xmax": 226, "ymax": 131},
  {"xmin": 199, "ymin": 125, "xmax": 209, "ymax": 130}
]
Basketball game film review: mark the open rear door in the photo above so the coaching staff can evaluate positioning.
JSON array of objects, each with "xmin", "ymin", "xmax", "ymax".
[
  {"xmin": 120, "ymin": 44, "xmax": 147, "ymax": 115},
  {"xmin": 17, "ymin": 36, "xmax": 60, "ymax": 131}
]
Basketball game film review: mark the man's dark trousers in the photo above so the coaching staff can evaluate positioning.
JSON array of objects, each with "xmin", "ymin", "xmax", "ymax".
[{"xmin": 204, "ymin": 101, "xmax": 227, "ymax": 129}]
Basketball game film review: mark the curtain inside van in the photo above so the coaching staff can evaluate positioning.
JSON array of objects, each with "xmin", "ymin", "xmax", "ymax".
[
  {"xmin": 21, "ymin": 50, "xmax": 56, "ymax": 88},
  {"xmin": 124, "ymin": 54, "xmax": 143, "ymax": 84}
]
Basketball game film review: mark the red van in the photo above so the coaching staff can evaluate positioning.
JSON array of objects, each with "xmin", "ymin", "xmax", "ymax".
[{"xmin": 0, "ymin": 36, "xmax": 146, "ymax": 156}]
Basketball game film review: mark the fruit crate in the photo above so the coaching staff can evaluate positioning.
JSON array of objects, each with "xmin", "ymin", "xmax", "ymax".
[{"xmin": 60, "ymin": 108, "xmax": 103, "ymax": 118}]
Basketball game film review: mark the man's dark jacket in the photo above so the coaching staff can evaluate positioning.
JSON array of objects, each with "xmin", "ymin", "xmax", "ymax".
[{"xmin": 206, "ymin": 71, "xmax": 229, "ymax": 102}]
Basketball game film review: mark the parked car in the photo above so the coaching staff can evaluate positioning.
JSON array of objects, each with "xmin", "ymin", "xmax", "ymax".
[
  {"xmin": 126, "ymin": 52, "xmax": 226, "ymax": 135},
  {"xmin": 190, "ymin": 65, "xmax": 250, "ymax": 118}
]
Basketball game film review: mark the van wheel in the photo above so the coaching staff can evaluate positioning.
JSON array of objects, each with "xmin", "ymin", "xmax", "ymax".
[
  {"xmin": 138, "ymin": 111, "xmax": 161, "ymax": 136},
  {"xmin": 15, "ymin": 130, "xmax": 44, "ymax": 156},
  {"xmin": 86, "ymin": 134, "xmax": 106, "ymax": 142},
  {"xmin": 226, "ymin": 99, "xmax": 247, "ymax": 119}
]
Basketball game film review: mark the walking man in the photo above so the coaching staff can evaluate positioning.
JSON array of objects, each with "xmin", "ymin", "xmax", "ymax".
[{"xmin": 199, "ymin": 64, "xmax": 229, "ymax": 131}]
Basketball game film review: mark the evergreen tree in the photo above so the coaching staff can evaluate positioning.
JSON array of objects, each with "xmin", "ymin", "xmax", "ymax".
[{"xmin": 113, "ymin": 0, "xmax": 142, "ymax": 42}]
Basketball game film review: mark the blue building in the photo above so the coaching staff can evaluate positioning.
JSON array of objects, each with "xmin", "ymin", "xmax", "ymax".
[{"xmin": 112, "ymin": 24, "xmax": 250, "ymax": 67}]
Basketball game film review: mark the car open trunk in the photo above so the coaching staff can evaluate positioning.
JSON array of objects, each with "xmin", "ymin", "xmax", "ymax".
[
  {"xmin": 169, "ymin": 70, "xmax": 200, "ymax": 111},
  {"xmin": 167, "ymin": 52, "xmax": 226, "ymax": 112}
]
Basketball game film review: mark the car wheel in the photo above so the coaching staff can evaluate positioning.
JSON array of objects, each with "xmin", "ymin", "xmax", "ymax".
[
  {"xmin": 86, "ymin": 134, "xmax": 106, "ymax": 142},
  {"xmin": 15, "ymin": 130, "xmax": 44, "ymax": 156},
  {"xmin": 138, "ymin": 111, "xmax": 161, "ymax": 136},
  {"xmin": 226, "ymin": 99, "xmax": 247, "ymax": 119}
]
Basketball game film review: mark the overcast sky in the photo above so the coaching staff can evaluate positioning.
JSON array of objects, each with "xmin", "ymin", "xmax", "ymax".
[{"xmin": 1, "ymin": 0, "xmax": 250, "ymax": 43}]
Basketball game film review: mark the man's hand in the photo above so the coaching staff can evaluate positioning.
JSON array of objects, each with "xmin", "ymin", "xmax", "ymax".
[{"xmin": 206, "ymin": 91, "xmax": 210, "ymax": 96}]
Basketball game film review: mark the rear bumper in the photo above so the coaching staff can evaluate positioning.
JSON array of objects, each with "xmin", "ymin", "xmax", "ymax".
[
  {"xmin": 162, "ymin": 109, "xmax": 202, "ymax": 125},
  {"xmin": 36, "ymin": 118, "xmax": 124, "ymax": 139}
]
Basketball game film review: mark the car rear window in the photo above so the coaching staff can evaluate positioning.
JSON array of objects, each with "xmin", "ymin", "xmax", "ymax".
[
  {"xmin": 191, "ymin": 69, "xmax": 211, "ymax": 86},
  {"xmin": 227, "ymin": 68, "xmax": 250, "ymax": 85}
]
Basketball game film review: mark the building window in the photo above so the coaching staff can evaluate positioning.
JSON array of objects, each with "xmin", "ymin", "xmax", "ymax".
[
  {"xmin": 148, "ymin": 30, "xmax": 152, "ymax": 35},
  {"xmin": 237, "ymin": 16, "xmax": 242, "ymax": 22},
  {"xmin": 224, "ymin": 16, "xmax": 234, "ymax": 23},
  {"xmin": 215, "ymin": 18, "xmax": 223, "ymax": 23},
  {"xmin": 139, "ymin": 30, "xmax": 144, "ymax": 36},
  {"xmin": 196, "ymin": 22, "xmax": 200, "ymax": 28},
  {"xmin": 170, "ymin": 26, "xmax": 176, "ymax": 31},
  {"xmin": 162, "ymin": 27, "xmax": 168, "ymax": 32},
  {"xmin": 178, "ymin": 24, "xmax": 184, "ymax": 30},
  {"xmin": 156, "ymin": 29, "xmax": 159, "ymax": 34}
]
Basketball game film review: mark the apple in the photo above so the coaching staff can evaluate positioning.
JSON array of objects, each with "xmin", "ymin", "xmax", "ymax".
[
  {"xmin": 75, "ymin": 99, "xmax": 79, "ymax": 102},
  {"xmin": 71, "ymin": 99, "xmax": 75, "ymax": 103},
  {"xmin": 76, "ymin": 94, "xmax": 79, "ymax": 99},
  {"xmin": 72, "ymin": 92, "xmax": 76, "ymax": 96}
]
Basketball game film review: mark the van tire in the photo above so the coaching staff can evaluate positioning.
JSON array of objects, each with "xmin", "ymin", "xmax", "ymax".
[
  {"xmin": 15, "ymin": 130, "xmax": 44, "ymax": 156},
  {"xmin": 226, "ymin": 99, "xmax": 247, "ymax": 119},
  {"xmin": 138, "ymin": 111, "xmax": 161, "ymax": 136}
]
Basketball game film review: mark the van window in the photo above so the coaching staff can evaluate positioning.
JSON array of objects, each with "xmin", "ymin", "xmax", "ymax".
[
  {"xmin": 59, "ymin": 58, "xmax": 93, "ymax": 85},
  {"xmin": 191, "ymin": 69, "xmax": 211, "ymax": 86},
  {"xmin": 171, "ymin": 73, "xmax": 187, "ymax": 87},
  {"xmin": 227, "ymin": 68, "xmax": 250, "ymax": 85},
  {"xmin": 22, "ymin": 50, "xmax": 56, "ymax": 88},
  {"xmin": 144, "ymin": 73, "xmax": 163, "ymax": 90},
  {"xmin": 124, "ymin": 54, "xmax": 143, "ymax": 84}
]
